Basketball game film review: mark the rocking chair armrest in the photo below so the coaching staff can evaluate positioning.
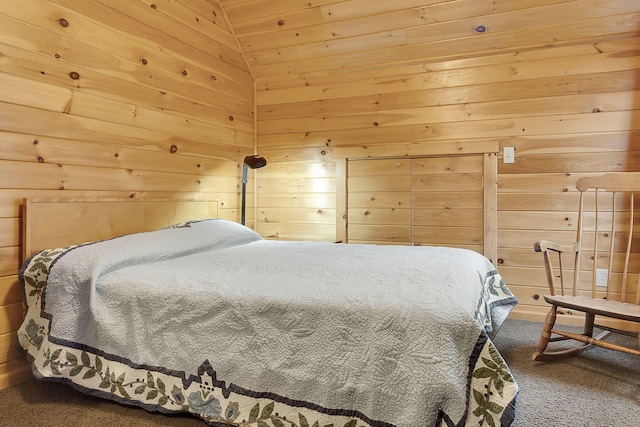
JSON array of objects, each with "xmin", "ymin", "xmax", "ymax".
[{"xmin": 534, "ymin": 240, "xmax": 579, "ymax": 254}]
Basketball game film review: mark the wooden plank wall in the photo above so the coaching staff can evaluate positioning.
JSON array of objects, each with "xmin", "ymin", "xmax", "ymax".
[
  {"xmin": 223, "ymin": 1, "xmax": 640, "ymax": 322},
  {"xmin": 1, "ymin": 0, "xmax": 639, "ymax": 391},
  {"xmin": 0, "ymin": 0, "xmax": 253, "ymax": 389}
]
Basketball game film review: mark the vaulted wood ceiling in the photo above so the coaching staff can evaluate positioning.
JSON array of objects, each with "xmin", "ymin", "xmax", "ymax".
[{"xmin": 217, "ymin": 0, "xmax": 638, "ymax": 81}]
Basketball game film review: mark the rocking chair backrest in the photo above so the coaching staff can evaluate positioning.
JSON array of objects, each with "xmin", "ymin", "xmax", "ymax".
[{"xmin": 573, "ymin": 173, "xmax": 640, "ymax": 305}]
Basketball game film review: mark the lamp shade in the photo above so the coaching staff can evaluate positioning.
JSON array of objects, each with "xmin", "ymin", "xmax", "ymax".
[{"xmin": 244, "ymin": 155, "xmax": 267, "ymax": 169}]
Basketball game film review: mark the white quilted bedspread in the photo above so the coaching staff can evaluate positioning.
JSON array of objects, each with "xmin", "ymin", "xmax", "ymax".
[{"xmin": 19, "ymin": 219, "xmax": 518, "ymax": 426}]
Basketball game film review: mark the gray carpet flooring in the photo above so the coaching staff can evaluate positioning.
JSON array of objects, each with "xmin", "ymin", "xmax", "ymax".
[
  {"xmin": 492, "ymin": 319, "xmax": 639, "ymax": 426},
  {"xmin": 1, "ymin": 318, "xmax": 638, "ymax": 426}
]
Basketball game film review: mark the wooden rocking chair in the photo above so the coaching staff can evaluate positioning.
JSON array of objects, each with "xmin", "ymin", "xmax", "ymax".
[{"xmin": 533, "ymin": 173, "xmax": 640, "ymax": 361}]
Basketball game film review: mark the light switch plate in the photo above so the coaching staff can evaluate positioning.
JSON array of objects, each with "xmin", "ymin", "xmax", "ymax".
[{"xmin": 503, "ymin": 146, "xmax": 515, "ymax": 164}]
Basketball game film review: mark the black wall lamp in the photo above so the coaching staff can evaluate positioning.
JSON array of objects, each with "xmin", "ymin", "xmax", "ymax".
[{"xmin": 241, "ymin": 155, "xmax": 267, "ymax": 225}]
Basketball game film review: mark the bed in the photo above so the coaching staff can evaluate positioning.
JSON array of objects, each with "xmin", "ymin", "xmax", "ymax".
[{"xmin": 17, "ymin": 198, "xmax": 519, "ymax": 427}]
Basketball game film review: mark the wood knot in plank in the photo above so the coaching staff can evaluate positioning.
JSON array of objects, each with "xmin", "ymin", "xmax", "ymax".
[
  {"xmin": 69, "ymin": 71, "xmax": 80, "ymax": 80},
  {"xmin": 58, "ymin": 18, "xmax": 69, "ymax": 27}
]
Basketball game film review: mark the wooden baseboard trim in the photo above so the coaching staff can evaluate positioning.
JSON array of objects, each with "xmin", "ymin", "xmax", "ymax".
[{"xmin": 0, "ymin": 359, "xmax": 31, "ymax": 391}]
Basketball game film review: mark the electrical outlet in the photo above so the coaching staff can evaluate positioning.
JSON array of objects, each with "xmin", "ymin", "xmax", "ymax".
[{"xmin": 596, "ymin": 268, "xmax": 608, "ymax": 287}]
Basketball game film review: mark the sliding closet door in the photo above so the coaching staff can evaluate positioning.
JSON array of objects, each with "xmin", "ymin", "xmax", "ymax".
[
  {"xmin": 411, "ymin": 156, "xmax": 484, "ymax": 253},
  {"xmin": 345, "ymin": 155, "xmax": 485, "ymax": 253},
  {"xmin": 347, "ymin": 158, "xmax": 411, "ymax": 244}
]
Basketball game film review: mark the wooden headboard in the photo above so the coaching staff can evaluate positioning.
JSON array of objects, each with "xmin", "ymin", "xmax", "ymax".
[{"xmin": 22, "ymin": 198, "xmax": 219, "ymax": 260}]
